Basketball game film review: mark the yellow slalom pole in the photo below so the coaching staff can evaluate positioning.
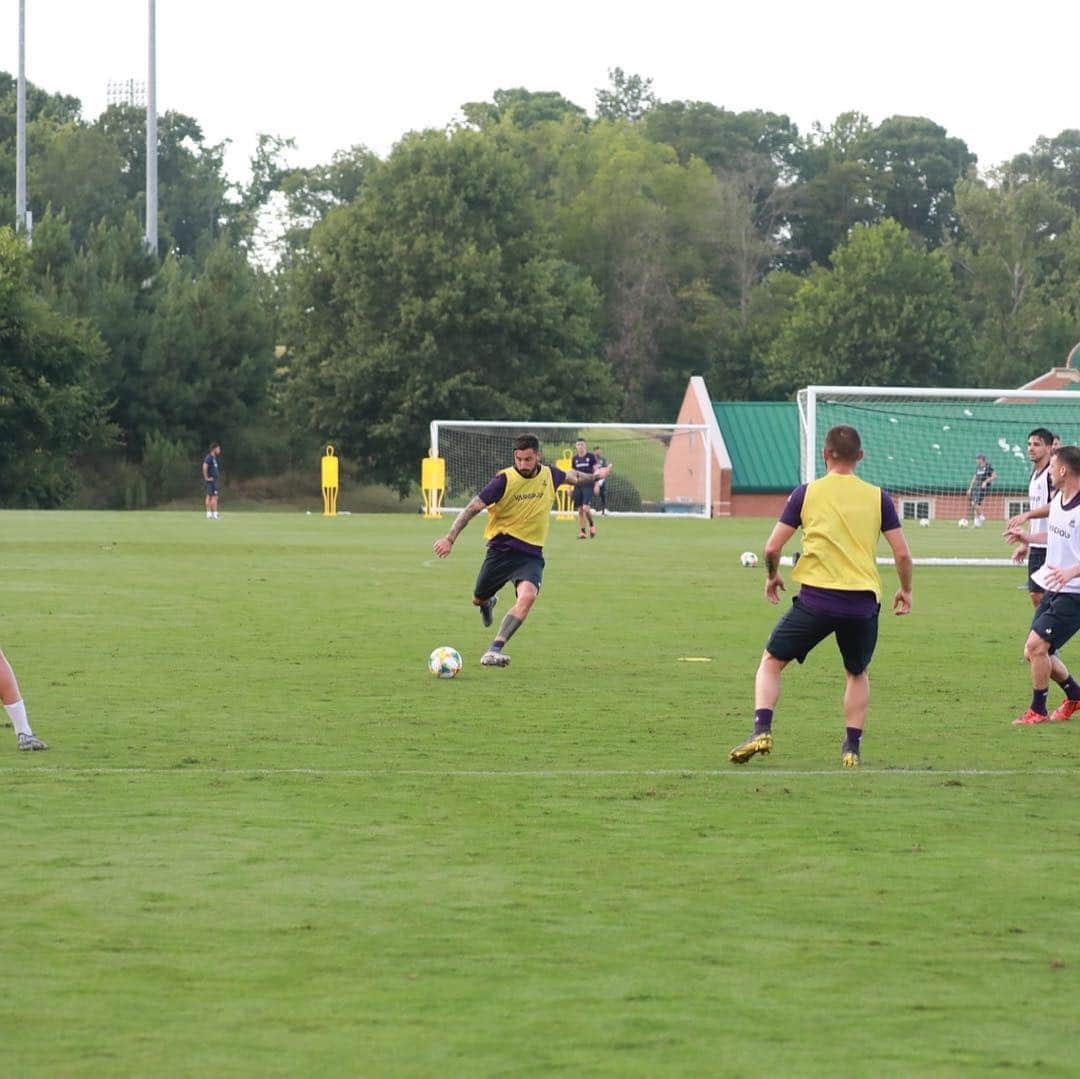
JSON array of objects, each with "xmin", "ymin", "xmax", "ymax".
[
  {"xmin": 321, "ymin": 445, "xmax": 339, "ymax": 516},
  {"xmin": 555, "ymin": 450, "xmax": 574, "ymax": 520},
  {"xmin": 422, "ymin": 452, "xmax": 446, "ymax": 519}
]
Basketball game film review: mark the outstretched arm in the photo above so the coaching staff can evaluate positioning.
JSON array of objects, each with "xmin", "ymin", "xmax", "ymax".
[
  {"xmin": 433, "ymin": 496, "xmax": 487, "ymax": 558},
  {"xmin": 566, "ymin": 466, "xmax": 611, "ymax": 485},
  {"xmin": 883, "ymin": 527, "xmax": 913, "ymax": 614}
]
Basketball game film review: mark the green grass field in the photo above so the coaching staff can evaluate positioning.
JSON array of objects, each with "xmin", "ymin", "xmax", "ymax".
[{"xmin": 2, "ymin": 511, "xmax": 1078, "ymax": 1076}]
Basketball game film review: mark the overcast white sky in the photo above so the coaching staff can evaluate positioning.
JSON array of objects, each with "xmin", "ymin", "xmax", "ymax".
[{"xmin": 4, "ymin": 0, "xmax": 1079, "ymax": 183}]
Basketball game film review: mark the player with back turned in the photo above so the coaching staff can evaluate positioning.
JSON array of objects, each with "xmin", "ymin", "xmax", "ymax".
[{"xmin": 729, "ymin": 424, "xmax": 913, "ymax": 768}]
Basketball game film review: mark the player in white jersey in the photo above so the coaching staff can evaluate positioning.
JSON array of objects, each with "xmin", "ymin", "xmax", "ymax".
[
  {"xmin": 1013, "ymin": 428, "xmax": 1056, "ymax": 608},
  {"xmin": 1005, "ymin": 444, "xmax": 1080, "ymax": 724}
]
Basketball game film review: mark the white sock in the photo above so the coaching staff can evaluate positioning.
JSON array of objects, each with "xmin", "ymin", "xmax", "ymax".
[
  {"xmin": 5, "ymin": 699, "xmax": 31, "ymax": 737},
  {"xmin": 207, "ymin": 511, "xmax": 213, "ymax": 518}
]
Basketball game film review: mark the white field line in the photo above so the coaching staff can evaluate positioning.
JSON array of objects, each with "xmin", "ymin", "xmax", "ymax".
[{"xmin": 0, "ymin": 766, "xmax": 1078, "ymax": 778}]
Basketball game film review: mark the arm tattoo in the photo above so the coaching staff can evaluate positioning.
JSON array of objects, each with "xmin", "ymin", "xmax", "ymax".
[
  {"xmin": 568, "ymin": 470, "xmax": 601, "ymax": 485},
  {"xmin": 447, "ymin": 496, "xmax": 486, "ymax": 541},
  {"xmin": 765, "ymin": 554, "xmax": 779, "ymax": 577}
]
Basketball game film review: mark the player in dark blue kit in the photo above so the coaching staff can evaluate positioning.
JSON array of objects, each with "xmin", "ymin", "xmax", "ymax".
[
  {"xmin": 203, "ymin": 442, "xmax": 222, "ymax": 519},
  {"xmin": 571, "ymin": 438, "xmax": 599, "ymax": 539}
]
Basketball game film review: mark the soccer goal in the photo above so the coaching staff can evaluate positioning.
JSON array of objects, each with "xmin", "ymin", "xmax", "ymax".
[
  {"xmin": 429, "ymin": 421, "xmax": 712, "ymax": 517},
  {"xmin": 798, "ymin": 385, "xmax": 1080, "ymax": 565}
]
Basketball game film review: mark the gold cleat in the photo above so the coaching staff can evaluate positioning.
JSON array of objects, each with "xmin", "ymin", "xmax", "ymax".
[{"xmin": 729, "ymin": 731, "xmax": 773, "ymax": 764}]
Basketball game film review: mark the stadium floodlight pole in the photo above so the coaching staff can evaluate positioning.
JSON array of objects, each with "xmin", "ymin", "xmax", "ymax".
[
  {"xmin": 15, "ymin": 0, "xmax": 27, "ymax": 234},
  {"xmin": 145, "ymin": 0, "xmax": 158, "ymax": 256}
]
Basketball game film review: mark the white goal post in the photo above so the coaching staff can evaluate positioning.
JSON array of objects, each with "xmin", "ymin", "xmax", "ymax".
[
  {"xmin": 429, "ymin": 421, "xmax": 712, "ymax": 518},
  {"xmin": 798, "ymin": 384, "xmax": 1080, "ymax": 566}
]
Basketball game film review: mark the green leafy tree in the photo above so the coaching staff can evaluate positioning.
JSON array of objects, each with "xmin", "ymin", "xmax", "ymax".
[
  {"xmin": 462, "ymin": 88, "xmax": 587, "ymax": 131},
  {"xmin": 0, "ymin": 228, "xmax": 113, "ymax": 504},
  {"xmin": 765, "ymin": 220, "xmax": 972, "ymax": 394},
  {"xmin": 786, "ymin": 113, "xmax": 878, "ymax": 269},
  {"xmin": 856, "ymin": 116, "xmax": 976, "ymax": 248},
  {"xmin": 644, "ymin": 101, "xmax": 799, "ymax": 175},
  {"xmin": 1003, "ymin": 130, "xmax": 1080, "ymax": 215},
  {"xmin": 952, "ymin": 177, "xmax": 1078, "ymax": 384},
  {"xmin": 594, "ymin": 68, "xmax": 656, "ymax": 123},
  {"xmin": 138, "ymin": 240, "xmax": 275, "ymax": 453},
  {"xmin": 27, "ymin": 123, "xmax": 128, "ymax": 247},
  {"xmin": 280, "ymin": 128, "xmax": 611, "ymax": 492}
]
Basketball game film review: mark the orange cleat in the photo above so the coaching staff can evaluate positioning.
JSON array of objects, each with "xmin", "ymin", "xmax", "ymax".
[
  {"xmin": 1049, "ymin": 699, "xmax": 1080, "ymax": 722},
  {"xmin": 1013, "ymin": 709, "xmax": 1050, "ymax": 726}
]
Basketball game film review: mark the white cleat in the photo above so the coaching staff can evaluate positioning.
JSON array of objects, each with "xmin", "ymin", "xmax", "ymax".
[
  {"xmin": 17, "ymin": 732, "xmax": 48, "ymax": 751},
  {"xmin": 480, "ymin": 650, "xmax": 511, "ymax": 667}
]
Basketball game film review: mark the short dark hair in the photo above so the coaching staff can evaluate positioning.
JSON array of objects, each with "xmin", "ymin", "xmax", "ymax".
[
  {"xmin": 1054, "ymin": 444, "xmax": 1080, "ymax": 475},
  {"xmin": 513, "ymin": 433, "xmax": 540, "ymax": 453},
  {"xmin": 1029, "ymin": 427, "xmax": 1055, "ymax": 445},
  {"xmin": 824, "ymin": 425, "xmax": 861, "ymax": 462},
  {"xmin": 209, "ymin": 441, "xmax": 221, "ymax": 451}
]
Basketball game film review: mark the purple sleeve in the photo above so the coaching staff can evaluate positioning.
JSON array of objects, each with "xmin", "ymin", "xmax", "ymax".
[
  {"xmin": 477, "ymin": 473, "xmax": 508, "ymax": 505},
  {"xmin": 549, "ymin": 465, "xmax": 567, "ymax": 488},
  {"xmin": 880, "ymin": 489, "xmax": 901, "ymax": 531},
  {"xmin": 779, "ymin": 484, "xmax": 807, "ymax": 528}
]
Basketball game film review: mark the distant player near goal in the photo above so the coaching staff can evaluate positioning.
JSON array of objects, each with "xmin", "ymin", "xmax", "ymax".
[
  {"xmin": 432, "ymin": 433, "xmax": 610, "ymax": 668},
  {"xmin": 571, "ymin": 439, "xmax": 598, "ymax": 539}
]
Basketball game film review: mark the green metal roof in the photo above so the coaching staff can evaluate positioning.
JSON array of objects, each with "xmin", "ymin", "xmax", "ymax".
[
  {"xmin": 809, "ymin": 398, "xmax": 1080, "ymax": 492},
  {"xmin": 711, "ymin": 402, "xmax": 800, "ymax": 492},
  {"xmin": 713, "ymin": 396, "xmax": 1080, "ymax": 494}
]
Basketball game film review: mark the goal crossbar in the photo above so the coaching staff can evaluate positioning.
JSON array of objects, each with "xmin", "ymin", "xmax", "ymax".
[{"xmin": 429, "ymin": 420, "xmax": 712, "ymax": 518}]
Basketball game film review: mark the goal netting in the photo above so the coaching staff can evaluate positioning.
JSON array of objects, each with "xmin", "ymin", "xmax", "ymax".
[
  {"xmin": 798, "ymin": 386, "xmax": 1080, "ymax": 515},
  {"xmin": 429, "ymin": 421, "xmax": 712, "ymax": 517},
  {"xmin": 798, "ymin": 385, "xmax": 1080, "ymax": 565}
]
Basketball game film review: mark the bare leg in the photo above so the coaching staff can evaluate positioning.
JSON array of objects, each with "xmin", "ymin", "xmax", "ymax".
[
  {"xmin": 0, "ymin": 649, "xmax": 22, "ymax": 706},
  {"xmin": 843, "ymin": 670, "xmax": 870, "ymax": 730},
  {"xmin": 754, "ymin": 652, "xmax": 789, "ymax": 710}
]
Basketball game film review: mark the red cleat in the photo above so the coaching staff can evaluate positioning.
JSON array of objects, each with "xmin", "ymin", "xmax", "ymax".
[
  {"xmin": 1013, "ymin": 708, "xmax": 1050, "ymax": 726},
  {"xmin": 1050, "ymin": 699, "xmax": 1080, "ymax": 722}
]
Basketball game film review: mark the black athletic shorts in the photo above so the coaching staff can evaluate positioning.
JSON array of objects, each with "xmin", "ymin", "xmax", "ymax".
[
  {"xmin": 572, "ymin": 484, "xmax": 594, "ymax": 508},
  {"xmin": 1031, "ymin": 591, "xmax": 1080, "ymax": 652},
  {"xmin": 765, "ymin": 595, "xmax": 880, "ymax": 675},
  {"xmin": 1028, "ymin": 546, "xmax": 1047, "ymax": 593},
  {"xmin": 473, "ymin": 547, "xmax": 544, "ymax": 602},
  {"xmin": 205, "ymin": 480, "xmax": 218, "ymax": 496}
]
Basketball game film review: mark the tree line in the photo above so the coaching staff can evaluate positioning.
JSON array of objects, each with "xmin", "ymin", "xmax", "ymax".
[{"xmin": 2, "ymin": 68, "xmax": 1080, "ymax": 504}]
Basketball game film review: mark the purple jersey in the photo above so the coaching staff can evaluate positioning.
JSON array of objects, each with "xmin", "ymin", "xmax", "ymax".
[
  {"xmin": 572, "ymin": 453, "xmax": 597, "ymax": 474},
  {"xmin": 779, "ymin": 483, "xmax": 900, "ymax": 618},
  {"xmin": 477, "ymin": 465, "xmax": 567, "ymax": 556}
]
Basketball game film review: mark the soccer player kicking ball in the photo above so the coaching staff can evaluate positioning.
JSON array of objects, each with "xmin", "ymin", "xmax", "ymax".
[
  {"xmin": 729, "ymin": 425, "xmax": 913, "ymax": 768},
  {"xmin": 432, "ymin": 433, "xmax": 610, "ymax": 668},
  {"xmin": 1005, "ymin": 444, "xmax": 1080, "ymax": 725}
]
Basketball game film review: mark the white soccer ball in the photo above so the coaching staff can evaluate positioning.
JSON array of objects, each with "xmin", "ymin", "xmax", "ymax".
[
  {"xmin": 740, "ymin": 551, "xmax": 758, "ymax": 568},
  {"xmin": 958, "ymin": 518, "xmax": 969, "ymax": 528},
  {"xmin": 428, "ymin": 646, "xmax": 463, "ymax": 679},
  {"xmin": 918, "ymin": 518, "xmax": 930, "ymax": 527}
]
